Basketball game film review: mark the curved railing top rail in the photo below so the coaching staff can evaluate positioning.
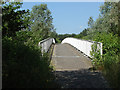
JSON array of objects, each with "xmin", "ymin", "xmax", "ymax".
[
  {"xmin": 38, "ymin": 38, "xmax": 55, "ymax": 53},
  {"xmin": 61, "ymin": 37, "xmax": 102, "ymax": 58},
  {"xmin": 62, "ymin": 37, "xmax": 102, "ymax": 44},
  {"xmin": 39, "ymin": 38, "xmax": 55, "ymax": 44}
]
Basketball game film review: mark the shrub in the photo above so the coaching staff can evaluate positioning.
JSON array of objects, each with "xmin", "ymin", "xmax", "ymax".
[
  {"xmin": 2, "ymin": 33, "xmax": 56, "ymax": 88},
  {"xmin": 90, "ymin": 32, "xmax": 120, "ymax": 88},
  {"xmin": 90, "ymin": 42, "xmax": 103, "ymax": 68}
]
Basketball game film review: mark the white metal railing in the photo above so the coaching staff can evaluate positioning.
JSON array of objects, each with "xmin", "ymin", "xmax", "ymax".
[
  {"xmin": 61, "ymin": 37, "xmax": 102, "ymax": 58},
  {"xmin": 38, "ymin": 38, "xmax": 55, "ymax": 53}
]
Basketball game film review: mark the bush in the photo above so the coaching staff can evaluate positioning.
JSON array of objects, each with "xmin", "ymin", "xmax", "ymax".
[
  {"xmin": 2, "ymin": 33, "xmax": 56, "ymax": 88},
  {"xmin": 90, "ymin": 32, "xmax": 120, "ymax": 88},
  {"xmin": 90, "ymin": 42, "xmax": 102, "ymax": 68}
]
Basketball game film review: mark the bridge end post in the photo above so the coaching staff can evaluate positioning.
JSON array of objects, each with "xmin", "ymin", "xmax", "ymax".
[{"xmin": 100, "ymin": 43, "xmax": 102, "ymax": 56}]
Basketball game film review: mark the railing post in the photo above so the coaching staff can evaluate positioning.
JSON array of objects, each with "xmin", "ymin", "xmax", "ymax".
[{"xmin": 100, "ymin": 43, "xmax": 102, "ymax": 56}]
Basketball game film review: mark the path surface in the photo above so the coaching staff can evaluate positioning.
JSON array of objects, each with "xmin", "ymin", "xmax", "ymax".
[{"xmin": 51, "ymin": 43, "xmax": 109, "ymax": 88}]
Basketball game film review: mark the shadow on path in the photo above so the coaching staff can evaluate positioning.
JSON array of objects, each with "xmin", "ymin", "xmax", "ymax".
[{"xmin": 54, "ymin": 69, "xmax": 109, "ymax": 88}]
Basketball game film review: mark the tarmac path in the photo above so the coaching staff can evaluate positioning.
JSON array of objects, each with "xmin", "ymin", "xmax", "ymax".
[{"xmin": 51, "ymin": 43, "xmax": 109, "ymax": 88}]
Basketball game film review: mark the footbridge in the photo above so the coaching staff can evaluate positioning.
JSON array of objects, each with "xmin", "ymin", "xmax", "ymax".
[
  {"xmin": 38, "ymin": 37, "xmax": 109, "ymax": 88},
  {"xmin": 38, "ymin": 37, "xmax": 102, "ymax": 58}
]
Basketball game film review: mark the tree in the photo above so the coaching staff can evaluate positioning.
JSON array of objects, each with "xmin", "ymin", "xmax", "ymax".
[
  {"xmin": 87, "ymin": 16, "xmax": 95, "ymax": 38},
  {"xmin": 73, "ymin": 29, "xmax": 88, "ymax": 39},
  {"xmin": 30, "ymin": 4, "xmax": 55, "ymax": 40},
  {"xmin": 86, "ymin": 2, "xmax": 120, "ymax": 37},
  {"xmin": 84, "ymin": 2, "xmax": 120, "ymax": 88},
  {"xmin": 2, "ymin": 2, "xmax": 30, "ymax": 37},
  {"xmin": 88, "ymin": 16, "xmax": 94, "ymax": 28},
  {"xmin": 50, "ymin": 29, "xmax": 57, "ymax": 38},
  {"xmin": 2, "ymin": 3, "xmax": 57, "ymax": 88},
  {"xmin": 98, "ymin": 2, "xmax": 119, "ymax": 35}
]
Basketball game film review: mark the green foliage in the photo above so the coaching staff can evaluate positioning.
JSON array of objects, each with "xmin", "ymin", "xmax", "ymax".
[
  {"xmin": 87, "ymin": 2, "xmax": 119, "ymax": 36},
  {"xmin": 56, "ymin": 33, "xmax": 76, "ymax": 43},
  {"xmin": 15, "ymin": 30, "xmax": 40, "ymax": 46},
  {"xmin": 88, "ymin": 16, "xmax": 94, "ymax": 28},
  {"xmin": 2, "ymin": 2, "xmax": 30, "ymax": 37},
  {"xmin": 55, "ymin": 29, "xmax": 88, "ymax": 43},
  {"xmin": 91, "ymin": 32, "xmax": 120, "ymax": 64},
  {"xmin": 2, "ymin": 2, "xmax": 58, "ymax": 88},
  {"xmin": 30, "ymin": 4, "xmax": 55, "ymax": 40},
  {"xmin": 2, "ymin": 36, "xmax": 56, "ymax": 88},
  {"xmin": 54, "ymin": 28, "xmax": 88, "ymax": 43},
  {"xmin": 93, "ymin": 32, "xmax": 120, "ymax": 57},
  {"xmin": 90, "ymin": 32, "xmax": 120, "ymax": 88},
  {"xmin": 90, "ymin": 43, "xmax": 102, "ymax": 67},
  {"xmin": 16, "ymin": 30, "xmax": 32, "ymax": 42},
  {"xmin": 86, "ymin": 2, "xmax": 120, "ymax": 88},
  {"xmin": 74, "ymin": 28, "xmax": 88, "ymax": 39},
  {"xmin": 55, "ymin": 38, "xmax": 61, "ymax": 43}
]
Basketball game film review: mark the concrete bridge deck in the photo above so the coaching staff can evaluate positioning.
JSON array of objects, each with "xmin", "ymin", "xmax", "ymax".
[
  {"xmin": 52, "ymin": 43, "xmax": 92, "ymax": 71},
  {"xmin": 51, "ymin": 43, "xmax": 109, "ymax": 88}
]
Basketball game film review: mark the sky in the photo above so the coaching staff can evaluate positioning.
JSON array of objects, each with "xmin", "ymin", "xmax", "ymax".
[{"xmin": 21, "ymin": 2, "xmax": 104, "ymax": 34}]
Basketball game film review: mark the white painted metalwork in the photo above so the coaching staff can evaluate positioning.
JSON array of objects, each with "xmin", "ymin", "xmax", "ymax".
[
  {"xmin": 61, "ymin": 37, "xmax": 102, "ymax": 58},
  {"xmin": 38, "ymin": 38, "xmax": 55, "ymax": 53}
]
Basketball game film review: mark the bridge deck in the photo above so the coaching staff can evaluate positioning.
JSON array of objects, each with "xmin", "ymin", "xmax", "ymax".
[
  {"xmin": 52, "ymin": 43, "xmax": 92, "ymax": 71},
  {"xmin": 51, "ymin": 43, "xmax": 109, "ymax": 88}
]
